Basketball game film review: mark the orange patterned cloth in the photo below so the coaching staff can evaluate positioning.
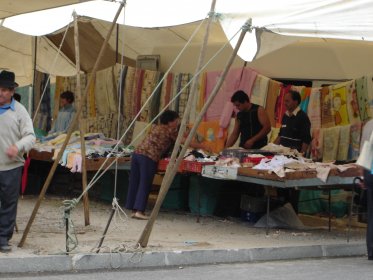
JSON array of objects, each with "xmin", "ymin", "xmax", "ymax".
[{"xmin": 189, "ymin": 120, "xmax": 227, "ymax": 154}]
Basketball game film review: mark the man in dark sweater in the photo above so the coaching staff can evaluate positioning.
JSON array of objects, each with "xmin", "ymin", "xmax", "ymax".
[
  {"xmin": 274, "ymin": 90, "xmax": 311, "ymax": 154},
  {"xmin": 274, "ymin": 90, "xmax": 311, "ymax": 213}
]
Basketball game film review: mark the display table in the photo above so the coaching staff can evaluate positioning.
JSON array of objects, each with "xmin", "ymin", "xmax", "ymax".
[
  {"xmin": 202, "ymin": 165, "xmax": 362, "ymax": 235},
  {"xmin": 237, "ymin": 166, "xmax": 361, "ymax": 188},
  {"xmin": 29, "ymin": 149, "xmax": 131, "ymax": 171}
]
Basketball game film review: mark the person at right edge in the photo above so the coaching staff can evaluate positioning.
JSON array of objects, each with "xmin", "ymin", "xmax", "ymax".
[
  {"xmin": 274, "ymin": 90, "xmax": 312, "ymax": 213},
  {"xmin": 225, "ymin": 90, "xmax": 271, "ymax": 149},
  {"xmin": 360, "ymin": 117, "xmax": 373, "ymax": 260}
]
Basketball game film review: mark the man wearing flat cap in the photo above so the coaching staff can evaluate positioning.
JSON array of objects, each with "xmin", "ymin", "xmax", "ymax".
[{"xmin": 0, "ymin": 70, "xmax": 35, "ymax": 253}]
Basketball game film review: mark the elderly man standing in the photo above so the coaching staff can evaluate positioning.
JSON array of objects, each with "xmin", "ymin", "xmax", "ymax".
[{"xmin": 0, "ymin": 70, "xmax": 35, "ymax": 253}]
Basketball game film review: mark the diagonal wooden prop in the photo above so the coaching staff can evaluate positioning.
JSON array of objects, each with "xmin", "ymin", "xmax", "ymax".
[
  {"xmin": 18, "ymin": 1, "xmax": 125, "ymax": 248},
  {"xmin": 137, "ymin": 17, "xmax": 252, "ymax": 247}
]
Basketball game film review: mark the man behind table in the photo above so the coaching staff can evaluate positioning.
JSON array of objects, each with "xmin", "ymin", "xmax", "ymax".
[
  {"xmin": 274, "ymin": 90, "xmax": 311, "ymax": 213},
  {"xmin": 225, "ymin": 90, "xmax": 271, "ymax": 150},
  {"xmin": 274, "ymin": 90, "xmax": 312, "ymax": 154}
]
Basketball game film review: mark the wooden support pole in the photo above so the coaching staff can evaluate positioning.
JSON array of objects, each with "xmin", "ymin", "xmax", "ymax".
[
  {"xmin": 73, "ymin": 12, "xmax": 90, "ymax": 226},
  {"xmin": 137, "ymin": 3, "xmax": 251, "ymax": 249},
  {"xmin": 18, "ymin": 2, "xmax": 125, "ymax": 248}
]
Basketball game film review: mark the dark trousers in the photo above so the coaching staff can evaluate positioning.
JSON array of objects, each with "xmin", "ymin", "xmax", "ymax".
[
  {"xmin": 125, "ymin": 154, "xmax": 157, "ymax": 212},
  {"xmin": 364, "ymin": 169, "xmax": 373, "ymax": 259},
  {"xmin": 277, "ymin": 188, "xmax": 299, "ymax": 213},
  {"xmin": 0, "ymin": 167, "xmax": 22, "ymax": 245}
]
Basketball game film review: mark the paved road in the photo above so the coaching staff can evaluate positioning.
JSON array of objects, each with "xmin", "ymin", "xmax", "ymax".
[{"xmin": 1, "ymin": 257, "xmax": 372, "ymax": 280}]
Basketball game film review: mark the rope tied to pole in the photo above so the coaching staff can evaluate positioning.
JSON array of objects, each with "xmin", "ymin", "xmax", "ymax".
[
  {"xmin": 241, "ymin": 18, "xmax": 254, "ymax": 32},
  {"xmin": 62, "ymin": 199, "xmax": 79, "ymax": 253}
]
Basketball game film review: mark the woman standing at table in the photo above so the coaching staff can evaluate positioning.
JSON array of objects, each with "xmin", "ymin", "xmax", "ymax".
[{"xmin": 125, "ymin": 110, "xmax": 180, "ymax": 220}]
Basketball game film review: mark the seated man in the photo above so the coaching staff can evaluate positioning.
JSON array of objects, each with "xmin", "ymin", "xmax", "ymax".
[
  {"xmin": 225, "ymin": 90, "xmax": 271, "ymax": 150},
  {"xmin": 49, "ymin": 91, "xmax": 76, "ymax": 134},
  {"xmin": 274, "ymin": 90, "xmax": 311, "ymax": 154}
]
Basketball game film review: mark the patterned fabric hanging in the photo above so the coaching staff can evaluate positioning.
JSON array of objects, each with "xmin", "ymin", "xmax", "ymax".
[
  {"xmin": 310, "ymin": 128, "xmax": 323, "ymax": 161},
  {"xmin": 275, "ymin": 84, "xmax": 291, "ymax": 128},
  {"xmin": 336, "ymin": 125, "xmax": 350, "ymax": 161},
  {"xmin": 204, "ymin": 67, "xmax": 257, "ymax": 122},
  {"xmin": 345, "ymin": 80, "xmax": 360, "ymax": 124},
  {"xmin": 308, "ymin": 87, "xmax": 321, "ymax": 129},
  {"xmin": 348, "ymin": 121, "xmax": 362, "ymax": 161},
  {"xmin": 331, "ymin": 83, "xmax": 349, "ymax": 126},
  {"xmin": 139, "ymin": 70, "xmax": 161, "ymax": 122},
  {"xmin": 322, "ymin": 126, "xmax": 340, "ymax": 162},
  {"xmin": 265, "ymin": 80, "xmax": 282, "ymax": 128},
  {"xmin": 250, "ymin": 74, "xmax": 269, "ymax": 107},
  {"xmin": 95, "ymin": 66, "xmax": 119, "ymax": 116},
  {"xmin": 159, "ymin": 72, "xmax": 174, "ymax": 112},
  {"xmin": 320, "ymin": 86, "xmax": 334, "ymax": 128},
  {"xmin": 356, "ymin": 76, "xmax": 372, "ymax": 121}
]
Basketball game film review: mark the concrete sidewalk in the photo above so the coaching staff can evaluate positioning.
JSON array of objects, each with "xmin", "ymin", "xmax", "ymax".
[
  {"xmin": 0, "ymin": 242, "xmax": 367, "ymax": 274},
  {"xmin": 0, "ymin": 196, "xmax": 368, "ymax": 274}
]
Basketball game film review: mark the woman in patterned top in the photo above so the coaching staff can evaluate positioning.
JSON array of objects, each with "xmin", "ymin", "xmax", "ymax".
[{"xmin": 125, "ymin": 110, "xmax": 180, "ymax": 220}]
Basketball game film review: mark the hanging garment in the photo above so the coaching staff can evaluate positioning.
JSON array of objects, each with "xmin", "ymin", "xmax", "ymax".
[
  {"xmin": 320, "ymin": 86, "xmax": 335, "ymax": 128},
  {"xmin": 198, "ymin": 73, "xmax": 207, "ymax": 121},
  {"xmin": 159, "ymin": 72, "xmax": 174, "ymax": 111},
  {"xmin": 300, "ymin": 87, "xmax": 311, "ymax": 113},
  {"xmin": 336, "ymin": 125, "xmax": 351, "ymax": 162},
  {"xmin": 218, "ymin": 101, "xmax": 235, "ymax": 138},
  {"xmin": 268, "ymin": 127, "xmax": 280, "ymax": 143},
  {"xmin": 331, "ymin": 83, "xmax": 349, "ymax": 126},
  {"xmin": 310, "ymin": 128, "xmax": 323, "ymax": 161},
  {"xmin": 366, "ymin": 74, "xmax": 373, "ymax": 118},
  {"xmin": 348, "ymin": 121, "xmax": 362, "ymax": 161},
  {"xmin": 95, "ymin": 66, "xmax": 118, "ymax": 116},
  {"xmin": 54, "ymin": 76, "xmax": 64, "ymax": 121},
  {"xmin": 70, "ymin": 153, "xmax": 82, "ymax": 173},
  {"xmin": 174, "ymin": 73, "xmax": 191, "ymax": 117},
  {"xmin": 190, "ymin": 120, "xmax": 227, "ymax": 154},
  {"xmin": 275, "ymin": 84, "xmax": 291, "ymax": 128},
  {"xmin": 116, "ymin": 65, "xmax": 127, "ymax": 118},
  {"xmin": 344, "ymin": 80, "xmax": 361, "ymax": 124},
  {"xmin": 204, "ymin": 67, "xmax": 257, "ymax": 121},
  {"xmin": 265, "ymin": 79, "xmax": 282, "ymax": 128},
  {"xmin": 123, "ymin": 66, "xmax": 136, "ymax": 123},
  {"xmin": 250, "ymin": 74, "xmax": 269, "ymax": 107},
  {"xmin": 133, "ymin": 68, "xmax": 145, "ymax": 117},
  {"xmin": 21, "ymin": 156, "xmax": 31, "ymax": 195},
  {"xmin": 86, "ymin": 72, "xmax": 97, "ymax": 118},
  {"xmin": 139, "ymin": 70, "xmax": 161, "ymax": 122},
  {"xmin": 356, "ymin": 76, "xmax": 369, "ymax": 121},
  {"xmin": 307, "ymin": 87, "xmax": 322, "ymax": 129},
  {"xmin": 322, "ymin": 126, "xmax": 340, "ymax": 162}
]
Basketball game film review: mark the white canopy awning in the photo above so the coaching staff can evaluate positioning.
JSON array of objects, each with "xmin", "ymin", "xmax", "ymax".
[
  {"xmin": 2, "ymin": 0, "xmax": 373, "ymax": 84},
  {"xmin": 0, "ymin": 0, "xmax": 91, "ymax": 19}
]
